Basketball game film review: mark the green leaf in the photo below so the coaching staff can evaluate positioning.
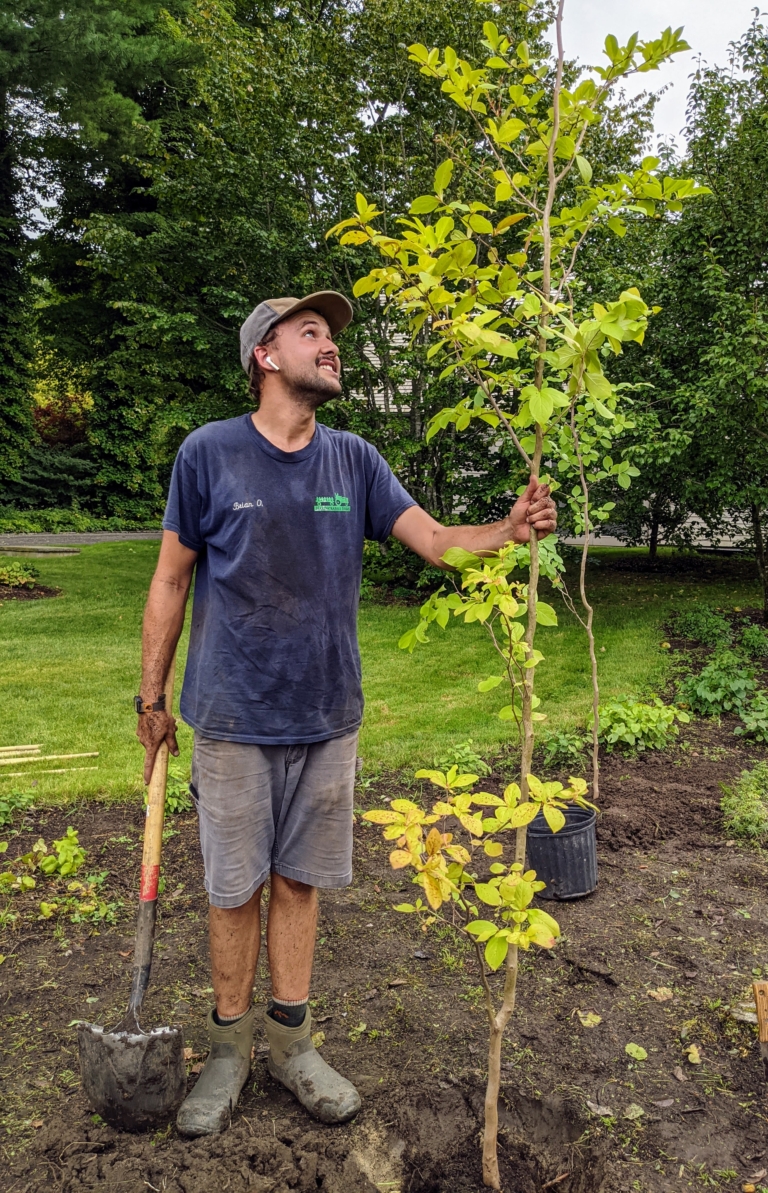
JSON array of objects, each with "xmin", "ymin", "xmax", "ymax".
[
  {"xmin": 625, "ymin": 1043, "xmax": 648, "ymax": 1061},
  {"xmin": 528, "ymin": 386, "xmax": 554, "ymax": 426},
  {"xmin": 467, "ymin": 213, "xmax": 494, "ymax": 235},
  {"xmin": 394, "ymin": 903, "xmax": 415, "ymax": 912},
  {"xmin": 478, "ymin": 675, "xmax": 504, "ymax": 692},
  {"xmin": 466, "ymin": 919, "xmax": 498, "ymax": 940},
  {"xmin": 410, "ymin": 195, "xmax": 440, "ymax": 214},
  {"xmin": 442, "ymin": 547, "xmax": 482, "ymax": 570},
  {"xmin": 485, "ymin": 933, "xmax": 509, "ymax": 970},
  {"xmin": 535, "ymin": 601, "xmax": 558, "ymax": 627},
  {"xmin": 575, "ymin": 155, "xmax": 592, "ymax": 183},
  {"xmin": 434, "ymin": 159, "xmax": 454, "ymax": 195},
  {"xmin": 474, "ymin": 882, "xmax": 502, "ymax": 906}
]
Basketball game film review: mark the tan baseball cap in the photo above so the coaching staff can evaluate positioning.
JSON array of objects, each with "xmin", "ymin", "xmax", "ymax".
[{"xmin": 239, "ymin": 290, "xmax": 353, "ymax": 374}]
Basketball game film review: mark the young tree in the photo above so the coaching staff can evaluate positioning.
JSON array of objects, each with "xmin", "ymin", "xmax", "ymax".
[{"xmin": 331, "ymin": 3, "xmax": 704, "ymax": 1184}]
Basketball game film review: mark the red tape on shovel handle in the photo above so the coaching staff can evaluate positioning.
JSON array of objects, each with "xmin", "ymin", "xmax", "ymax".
[{"xmin": 139, "ymin": 863, "xmax": 160, "ymax": 902}]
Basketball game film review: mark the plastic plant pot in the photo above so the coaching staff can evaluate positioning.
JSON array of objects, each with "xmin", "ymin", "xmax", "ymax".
[{"xmin": 526, "ymin": 805, "xmax": 598, "ymax": 900}]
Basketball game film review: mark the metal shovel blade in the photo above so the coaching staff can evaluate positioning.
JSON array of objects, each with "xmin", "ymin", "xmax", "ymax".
[{"xmin": 78, "ymin": 1018, "xmax": 186, "ymax": 1132}]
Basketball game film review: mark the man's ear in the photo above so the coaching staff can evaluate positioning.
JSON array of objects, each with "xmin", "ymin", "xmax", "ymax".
[{"xmin": 253, "ymin": 342, "xmax": 278, "ymax": 373}]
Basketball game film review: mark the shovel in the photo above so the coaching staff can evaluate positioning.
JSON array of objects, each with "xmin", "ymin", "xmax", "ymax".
[{"xmin": 78, "ymin": 655, "xmax": 186, "ymax": 1131}]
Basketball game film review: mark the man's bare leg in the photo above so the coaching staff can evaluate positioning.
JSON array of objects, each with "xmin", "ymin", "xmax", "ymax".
[
  {"xmin": 266, "ymin": 874, "xmax": 318, "ymax": 1002},
  {"xmin": 209, "ymin": 886, "xmax": 264, "ymax": 1017},
  {"xmin": 178, "ymin": 884, "xmax": 264, "ymax": 1136},
  {"xmin": 262, "ymin": 873, "xmax": 360, "ymax": 1124}
]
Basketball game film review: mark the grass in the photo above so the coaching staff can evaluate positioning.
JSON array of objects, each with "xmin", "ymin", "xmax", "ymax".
[{"xmin": 0, "ymin": 543, "xmax": 762, "ymax": 801}]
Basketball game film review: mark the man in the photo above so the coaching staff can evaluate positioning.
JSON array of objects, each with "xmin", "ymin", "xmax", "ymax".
[{"xmin": 136, "ymin": 290, "xmax": 557, "ymax": 1137}]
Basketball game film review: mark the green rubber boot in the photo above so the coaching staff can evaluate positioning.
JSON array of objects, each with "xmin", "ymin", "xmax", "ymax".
[
  {"xmin": 176, "ymin": 1006, "xmax": 254, "ymax": 1137},
  {"xmin": 264, "ymin": 1009, "xmax": 361, "ymax": 1125}
]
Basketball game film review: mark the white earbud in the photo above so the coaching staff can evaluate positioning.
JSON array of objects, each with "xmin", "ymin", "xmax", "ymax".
[{"xmin": 265, "ymin": 354, "xmax": 280, "ymax": 372}]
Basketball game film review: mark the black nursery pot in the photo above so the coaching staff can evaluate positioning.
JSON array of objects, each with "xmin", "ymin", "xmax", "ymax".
[{"xmin": 526, "ymin": 805, "xmax": 598, "ymax": 900}]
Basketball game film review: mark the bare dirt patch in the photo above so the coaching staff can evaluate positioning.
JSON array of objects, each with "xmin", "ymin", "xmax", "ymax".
[
  {"xmin": 2, "ymin": 720, "xmax": 768, "ymax": 1192},
  {"xmin": 0, "ymin": 584, "xmax": 61, "ymax": 601}
]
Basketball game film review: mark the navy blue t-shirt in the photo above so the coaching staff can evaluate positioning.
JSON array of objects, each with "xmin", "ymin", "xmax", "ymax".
[{"xmin": 163, "ymin": 414, "xmax": 416, "ymax": 744}]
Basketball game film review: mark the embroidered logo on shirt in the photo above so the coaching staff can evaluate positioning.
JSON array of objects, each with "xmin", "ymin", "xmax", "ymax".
[
  {"xmin": 233, "ymin": 500, "xmax": 262, "ymax": 510},
  {"xmin": 314, "ymin": 494, "xmax": 350, "ymax": 513}
]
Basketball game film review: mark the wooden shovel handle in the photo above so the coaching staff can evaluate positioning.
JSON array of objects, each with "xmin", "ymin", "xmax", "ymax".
[
  {"xmin": 127, "ymin": 653, "xmax": 177, "ymax": 1019},
  {"xmin": 140, "ymin": 654, "xmax": 177, "ymax": 902},
  {"xmin": 754, "ymin": 981, "xmax": 768, "ymax": 1044}
]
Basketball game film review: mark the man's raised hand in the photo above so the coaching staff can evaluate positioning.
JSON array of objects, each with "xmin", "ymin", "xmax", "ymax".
[{"xmin": 508, "ymin": 476, "xmax": 557, "ymax": 544}]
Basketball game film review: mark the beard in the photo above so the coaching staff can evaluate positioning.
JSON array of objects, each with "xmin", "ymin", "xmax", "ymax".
[{"xmin": 282, "ymin": 359, "xmax": 341, "ymax": 410}]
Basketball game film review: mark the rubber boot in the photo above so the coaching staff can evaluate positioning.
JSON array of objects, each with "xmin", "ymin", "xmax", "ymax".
[
  {"xmin": 264, "ymin": 1008, "xmax": 361, "ymax": 1124},
  {"xmin": 176, "ymin": 1006, "xmax": 254, "ymax": 1137}
]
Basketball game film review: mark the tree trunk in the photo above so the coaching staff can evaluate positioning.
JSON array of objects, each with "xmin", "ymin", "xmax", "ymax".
[
  {"xmin": 649, "ymin": 508, "xmax": 660, "ymax": 562},
  {"xmin": 0, "ymin": 87, "xmax": 33, "ymax": 482},
  {"xmin": 751, "ymin": 503, "xmax": 768, "ymax": 622}
]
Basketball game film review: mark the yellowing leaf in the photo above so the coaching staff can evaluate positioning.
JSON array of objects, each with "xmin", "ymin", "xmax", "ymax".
[
  {"xmin": 647, "ymin": 987, "xmax": 674, "ymax": 1002},
  {"xmin": 577, "ymin": 1010, "xmax": 602, "ymax": 1028},
  {"xmin": 625, "ymin": 1043, "xmax": 647, "ymax": 1061},
  {"xmin": 363, "ymin": 809, "xmax": 402, "ymax": 824},
  {"xmin": 389, "ymin": 850, "xmax": 413, "ymax": 870},
  {"xmin": 484, "ymin": 840, "xmax": 504, "ymax": 857},
  {"xmin": 311, "ymin": 1031, "xmax": 325, "ymax": 1048},
  {"xmin": 685, "ymin": 1044, "xmax": 702, "ymax": 1065},
  {"xmin": 543, "ymin": 805, "xmax": 566, "ymax": 834}
]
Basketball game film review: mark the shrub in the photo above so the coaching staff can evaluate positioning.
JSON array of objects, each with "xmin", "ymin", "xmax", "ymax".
[
  {"xmin": 0, "ymin": 790, "xmax": 35, "ymax": 827},
  {"xmin": 0, "ymin": 560, "xmax": 38, "ymax": 589},
  {"xmin": 435, "ymin": 738, "xmax": 491, "ymax": 777},
  {"xmin": 677, "ymin": 651, "xmax": 756, "ymax": 716},
  {"xmin": 165, "ymin": 763, "xmax": 193, "ymax": 814},
  {"xmin": 38, "ymin": 826, "xmax": 86, "ymax": 876},
  {"xmin": 721, "ymin": 763, "xmax": 768, "ymax": 842},
  {"xmin": 735, "ymin": 690, "xmax": 768, "ymax": 745},
  {"xmin": 539, "ymin": 728, "xmax": 588, "ymax": 770},
  {"xmin": 740, "ymin": 622, "xmax": 768, "ymax": 660},
  {"xmin": 0, "ymin": 507, "xmax": 161, "ymax": 533},
  {"xmin": 598, "ymin": 696, "xmax": 690, "ymax": 753},
  {"xmin": 671, "ymin": 606, "xmax": 733, "ymax": 648}
]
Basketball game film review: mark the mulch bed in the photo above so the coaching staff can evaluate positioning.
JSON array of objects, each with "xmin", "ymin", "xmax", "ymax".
[
  {"xmin": 1, "ymin": 718, "xmax": 767, "ymax": 1193},
  {"xmin": 0, "ymin": 585, "xmax": 61, "ymax": 601}
]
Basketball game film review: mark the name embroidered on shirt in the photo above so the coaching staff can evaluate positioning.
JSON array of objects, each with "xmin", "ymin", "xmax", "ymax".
[
  {"xmin": 233, "ymin": 500, "xmax": 262, "ymax": 510},
  {"xmin": 314, "ymin": 494, "xmax": 350, "ymax": 513}
]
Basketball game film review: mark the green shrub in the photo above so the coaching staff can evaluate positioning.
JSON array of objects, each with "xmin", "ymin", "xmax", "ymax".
[
  {"xmin": 598, "ymin": 696, "xmax": 690, "ymax": 753},
  {"xmin": 0, "ymin": 559, "xmax": 38, "ymax": 589},
  {"xmin": 0, "ymin": 790, "xmax": 35, "ymax": 827},
  {"xmin": 677, "ymin": 651, "xmax": 756, "ymax": 716},
  {"xmin": 671, "ymin": 606, "xmax": 733, "ymax": 648},
  {"xmin": 735, "ymin": 690, "xmax": 768, "ymax": 745},
  {"xmin": 38, "ymin": 827, "xmax": 86, "ymax": 876},
  {"xmin": 435, "ymin": 739, "xmax": 491, "ymax": 777},
  {"xmin": 0, "ymin": 507, "xmax": 161, "ymax": 533},
  {"xmin": 721, "ymin": 763, "xmax": 768, "ymax": 842},
  {"xmin": 539, "ymin": 728, "xmax": 588, "ymax": 769},
  {"xmin": 165, "ymin": 763, "xmax": 193, "ymax": 814},
  {"xmin": 740, "ymin": 622, "xmax": 768, "ymax": 660}
]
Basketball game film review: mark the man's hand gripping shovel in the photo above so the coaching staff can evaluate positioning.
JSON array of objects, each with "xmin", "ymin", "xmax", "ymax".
[{"xmin": 77, "ymin": 655, "xmax": 186, "ymax": 1130}]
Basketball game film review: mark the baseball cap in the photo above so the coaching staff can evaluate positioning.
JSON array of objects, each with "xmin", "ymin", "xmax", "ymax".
[{"xmin": 239, "ymin": 291, "xmax": 354, "ymax": 374}]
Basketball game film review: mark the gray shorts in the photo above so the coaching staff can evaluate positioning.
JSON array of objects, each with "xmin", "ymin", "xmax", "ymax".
[{"xmin": 190, "ymin": 730, "xmax": 358, "ymax": 908}]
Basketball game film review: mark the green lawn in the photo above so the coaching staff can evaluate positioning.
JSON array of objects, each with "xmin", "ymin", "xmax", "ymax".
[{"xmin": 0, "ymin": 542, "xmax": 762, "ymax": 800}]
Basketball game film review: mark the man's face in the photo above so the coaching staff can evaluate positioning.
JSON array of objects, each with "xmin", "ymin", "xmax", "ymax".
[{"xmin": 259, "ymin": 310, "xmax": 341, "ymax": 408}]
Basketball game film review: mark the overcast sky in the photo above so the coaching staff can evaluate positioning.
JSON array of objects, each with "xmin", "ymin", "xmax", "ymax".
[{"xmin": 553, "ymin": 0, "xmax": 762, "ymax": 146}]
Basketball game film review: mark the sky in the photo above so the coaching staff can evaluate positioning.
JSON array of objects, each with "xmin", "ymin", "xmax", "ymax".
[{"xmin": 553, "ymin": 0, "xmax": 762, "ymax": 146}]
